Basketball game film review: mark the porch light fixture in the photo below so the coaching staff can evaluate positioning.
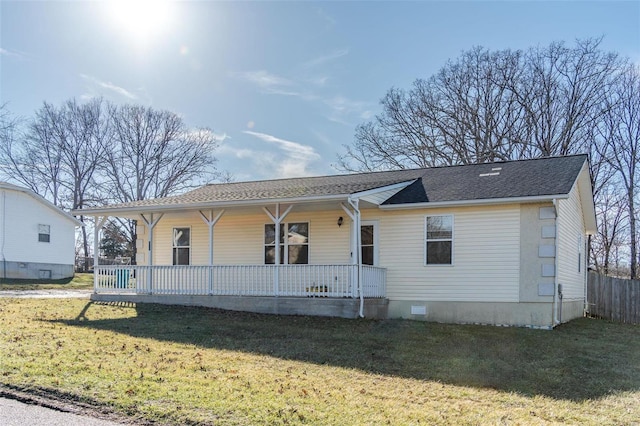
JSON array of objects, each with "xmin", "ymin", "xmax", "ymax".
[{"xmin": 337, "ymin": 216, "xmax": 344, "ymax": 227}]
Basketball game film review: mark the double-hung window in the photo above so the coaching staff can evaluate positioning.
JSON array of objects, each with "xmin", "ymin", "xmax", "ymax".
[
  {"xmin": 38, "ymin": 224, "xmax": 50, "ymax": 243},
  {"xmin": 172, "ymin": 227, "xmax": 191, "ymax": 265},
  {"xmin": 264, "ymin": 222, "xmax": 309, "ymax": 264},
  {"xmin": 425, "ymin": 215, "xmax": 453, "ymax": 265}
]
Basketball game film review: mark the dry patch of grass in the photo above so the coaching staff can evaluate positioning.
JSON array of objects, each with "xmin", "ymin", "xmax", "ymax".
[
  {"xmin": 0, "ymin": 273, "xmax": 93, "ymax": 290},
  {"xmin": 0, "ymin": 299, "xmax": 639, "ymax": 425}
]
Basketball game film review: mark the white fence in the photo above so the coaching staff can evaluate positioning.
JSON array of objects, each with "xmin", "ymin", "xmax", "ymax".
[{"xmin": 95, "ymin": 264, "xmax": 386, "ymax": 299}]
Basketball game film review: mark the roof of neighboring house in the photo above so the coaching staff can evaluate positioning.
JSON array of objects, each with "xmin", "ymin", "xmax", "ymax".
[
  {"xmin": 74, "ymin": 154, "xmax": 590, "ymax": 213},
  {"xmin": 0, "ymin": 182, "xmax": 83, "ymax": 226}
]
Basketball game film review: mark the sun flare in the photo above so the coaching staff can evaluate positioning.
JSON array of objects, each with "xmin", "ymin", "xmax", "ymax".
[{"xmin": 108, "ymin": 0, "xmax": 173, "ymax": 42}]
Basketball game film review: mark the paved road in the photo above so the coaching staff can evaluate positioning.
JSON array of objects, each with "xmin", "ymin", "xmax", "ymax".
[
  {"xmin": 0, "ymin": 397, "xmax": 127, "ymax": 426},
  {"xmin": 0, "ymin": 289, "xmax": 92, "ymax": 298}
]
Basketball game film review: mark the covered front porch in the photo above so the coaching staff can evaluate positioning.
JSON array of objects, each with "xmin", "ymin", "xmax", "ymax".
[
  {"xmin": 93, "ymin": 263, "xmax": 386, "ymax": 298},
  {"xmin": 91, "ymin": 262, "xmax": 388, "ymax": 318},
  {"xmin": 84, "ymin": 184, "xmax": 404, "ymax": 317}
]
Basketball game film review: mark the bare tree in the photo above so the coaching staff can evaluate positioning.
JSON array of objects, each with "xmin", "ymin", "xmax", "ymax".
[
  {"xmin": 338, "ymin": 47, "xmax": 526, "ymax": 171},
  {"xmin": 0, "ymin": 99, "xmax": 110, "ymax": 268},
  {"xmin": 104, "ymin": 104, "xmax": 219, "ymax": 262},
  {"xmin": 516, "ymin": 38, "xmax": 620, "ymax": 158},
  {"xmin": 590, "ymin": 183, "xmax": 628, "ymax": 275},
  {"xmin": 339, "ymin": 39, "xmax": 622, "ymax": 173},
  {"xmin": 598, "ymin": 64, "xmax": 640, "ymax": 278},
  {"xmin": 0, "ymin": 102, "xmax": 65, "ymax": 203},
  {"xmin": 337, "ymin": 38, "xmax": 636, "ymax": 277}
]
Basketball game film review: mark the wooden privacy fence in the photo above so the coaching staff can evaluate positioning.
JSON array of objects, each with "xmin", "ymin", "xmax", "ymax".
[{"xmin": 587, "ymin": 272, "xmax": 640, "ymax": 324}]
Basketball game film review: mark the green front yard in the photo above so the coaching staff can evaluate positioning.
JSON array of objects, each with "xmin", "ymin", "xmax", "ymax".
[
  {"xmin": 0, "ymin": 273, "xmax": 93, "ymax": 290},
  {"xmin": 0, "ymin": 298, "xmax": 638, "ymax": 425}
]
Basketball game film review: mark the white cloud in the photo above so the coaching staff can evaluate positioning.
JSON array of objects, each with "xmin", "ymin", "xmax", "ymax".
[
  {"xmin": 233, "ymin": 65, "xmax": 371, "ymax": 126},
  {"xmin": 217, "ymin": 143, "xmax": 254, "ymax": 160},
  {"xmin": 232, "ymin": 70, "xmax": 318, "ymax": 100},
  {"xmin": 243, "ymin": 130, "xmax": 321, "ymax": 178},
  {"xmin": 323, "ymin": 95, "xmax": 374, "ymax": 126},
  {"xmin": 314, "ymin": 7, "xmax": 337, "ymax": 28},
  {"xmin": 232, "ymin": 70, "xmax": 295, "ymax": 94},
  {"xmin": 0, "ymin": 48, "xmax": 26, "ymax": 59},
  {"xmin": 80, "ymin": 74, "xmax": 138, "ymax": 101},
  {"xmin": 302, "ymin": 48, "xmax": 349, "ymax": 69}
]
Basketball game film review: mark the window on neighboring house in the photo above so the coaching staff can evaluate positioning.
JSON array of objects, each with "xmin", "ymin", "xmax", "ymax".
[
  {"xmin": 172, "ymin": 227, "xmax": 190, "ymax": 265},
  {"xmin": 264, "ymin": 222, "xmax": 309, "ymax": 264},
  {"xmin": 425, "ymin": 215, "xmax": 453, "ymax": 265},
  {"xmin": 38, "ymin": 224, "xmax": 50, "ymax": 243}
]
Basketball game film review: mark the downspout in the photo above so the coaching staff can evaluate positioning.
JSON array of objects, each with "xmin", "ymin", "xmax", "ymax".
[
  {"xmin": 552, "ymin": 199, "xmax": 560, "ymax": 326},
  {"xmin": 348, "ymin": 196, "xmax": 364, "ymax": 318},
  {"xmin": 584, "ymin": 234, "xmax": 590, "ymax": 315},
  {"xmin": 1, "ymin": 190, "xmax": 6, "ymax": 279}
]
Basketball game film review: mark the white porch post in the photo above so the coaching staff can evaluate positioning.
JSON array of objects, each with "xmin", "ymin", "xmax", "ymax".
[
  {"xmin": 263, "ymin": 203, "xmax": 293, "ymax": 296},
  {"xmin": 341, "ymin": 202, "xmax": 358, "ymax": 298},
  {"xmin": 139, "ymin": 213, "xmax": 163, "ymax": 294},
  {"xmin": 343, "ymin": 198, "xmax": 364, "ymax": 317},
  {"xmin": 199, "ymin": 209, "xmax": 224, "ymax": 294},
  {"xmin": 93, "ymin": 216, "xmax": 108, "ymax": 291}
]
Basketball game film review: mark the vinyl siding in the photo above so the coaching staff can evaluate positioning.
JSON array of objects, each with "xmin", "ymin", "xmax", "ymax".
[
  {"xmin": 140, "ymin": 204, "xmax": 521, "ymax": 302},
  {"xmin": 2, "ymin": 188, "xmax": 76, "ymax": 265},
  {"xmin": 144, "ymin": 208, "xmax": 351, "ymax": 266},
  {"xmin": 367, "ymin": 204, "xmax": 521, "ymax": 302},
  {"xmin": 557, "ymin": 183, "xmax": 587, "ymax": 300}
]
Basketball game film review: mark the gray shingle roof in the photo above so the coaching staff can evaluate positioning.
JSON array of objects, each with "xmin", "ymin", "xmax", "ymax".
[
  {"xmin": 76, "ymin": 155, "xmax": 587, "ymax": 213},
  {"xmin": 384, "ymin": 154, "xmax": 588, "ymax": 204}
]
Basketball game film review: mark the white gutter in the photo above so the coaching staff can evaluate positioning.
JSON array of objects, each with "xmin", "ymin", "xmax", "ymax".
[
  {"xmin": 379, "ymin": 194, "xmax": 571, "ymax": 210},
  {"xmin": 348, "ymin": 196, "xmax": 365, "ymax": 318},
  {"xmin": 71, "ymin": 193, "xmax": 352, "ymax": 216}
]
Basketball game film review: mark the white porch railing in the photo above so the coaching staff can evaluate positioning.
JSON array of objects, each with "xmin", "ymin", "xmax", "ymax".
[{"xmin": 94, "ymin": 264, "xmax": 386, "ymax": 298}]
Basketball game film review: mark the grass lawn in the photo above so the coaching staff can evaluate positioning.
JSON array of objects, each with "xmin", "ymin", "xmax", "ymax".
[
  {"xmin": 0, "ymin": 299, "xmax": 639, "ymax": 425},
  {"xmin": 0, "ymin": 273, "xmax": 93, "ymax": 290}
]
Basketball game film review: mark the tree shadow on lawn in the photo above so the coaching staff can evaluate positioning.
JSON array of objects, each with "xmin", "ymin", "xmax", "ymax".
[{"xmin": 54, "ymin": 302, "xmax": 640, "ymax": 402}]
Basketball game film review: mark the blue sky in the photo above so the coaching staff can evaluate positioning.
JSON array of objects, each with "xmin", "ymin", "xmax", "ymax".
[{"xmin": 1, "ymin": 1, "xmax": 639, "ymax": 182}]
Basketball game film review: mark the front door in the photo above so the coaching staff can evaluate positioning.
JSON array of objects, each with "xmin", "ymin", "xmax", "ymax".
[{"xmin": 360, "ymin": 221, "xmax": 378, "ymax": 266}]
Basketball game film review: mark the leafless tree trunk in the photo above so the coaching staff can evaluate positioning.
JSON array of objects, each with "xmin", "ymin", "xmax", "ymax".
[
  {"xmin": 590, "ymin": 184, "xmax": 628, "ymax": 275},
  {"xmin": 104, "ymin": 104, "xmax": 219, "ymax": 263},
  {"xmin": 598, "ymin": 64, "xmax": 640, "ymax": 278}
]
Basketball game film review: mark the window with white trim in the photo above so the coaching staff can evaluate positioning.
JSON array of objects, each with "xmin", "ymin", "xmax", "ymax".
[
  {"xmin": 38, "ymin": 224, "xmax": 50, "ymax": 243},
  {"xmin": 264, "ymin": 222, "xmax": 309, "ymax": 264},
  {"xmin": 172, "ymin": 227, "xmax": 190, "ymax": 265},
  {"xmin": 425, "ymin": 215, "xmax": 453, "ymax": 265}
]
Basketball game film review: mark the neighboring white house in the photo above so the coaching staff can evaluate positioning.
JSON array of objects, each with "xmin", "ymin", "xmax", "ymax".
[
  {"xmin": 74, "ymin": 155, "xmax": 596, "ymax": 329},
  {"xmin": 0, "ymin": 182, "xmax": 82, "ymax": 280}
]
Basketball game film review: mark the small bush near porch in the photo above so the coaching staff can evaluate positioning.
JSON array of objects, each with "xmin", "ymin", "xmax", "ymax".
[{"xmin": 0, "ymin": 299, "xmax": 639, "ymax": 425}]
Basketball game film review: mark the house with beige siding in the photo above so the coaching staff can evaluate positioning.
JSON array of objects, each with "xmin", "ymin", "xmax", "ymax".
[
  {"xmin": 74, "ymin": 155, "xmax": 596, "ymax": 329},
  {"xmin": 0, "ymin": 182, "xmax": 82, "ymax": 279}
]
